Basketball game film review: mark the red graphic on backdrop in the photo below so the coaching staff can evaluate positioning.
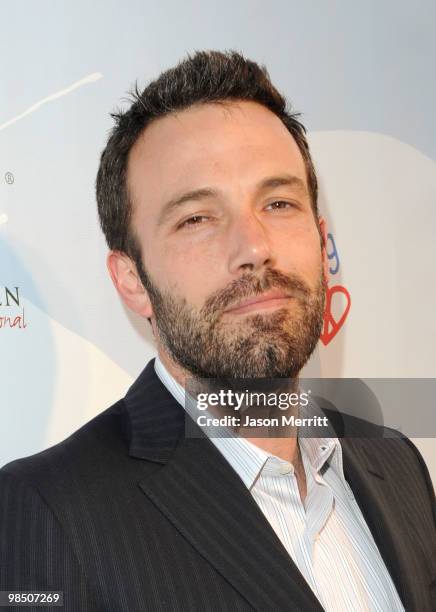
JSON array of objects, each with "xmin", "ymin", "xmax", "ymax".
[
  {"xmin": 320, "ymin": 284, "xmax": 351, "ymax": 346},
  {"xmin": 0, "ymin": 286, "xmax": 27, "ymax": 330}
]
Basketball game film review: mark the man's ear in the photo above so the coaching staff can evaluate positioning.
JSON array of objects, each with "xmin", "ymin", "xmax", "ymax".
[
  {"xmin": 106, "ymin": 250, "xmax": 153, "ymax": 319},
  {"xmin": 318, "ymin": 217, "xmax": 330, "ymax": 286}
]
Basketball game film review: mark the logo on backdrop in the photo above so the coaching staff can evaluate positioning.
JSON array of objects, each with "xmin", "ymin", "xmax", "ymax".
[
  {"xmin": 320, "ymin": 233, "xmax": 351, "ymax": 345},
  {"xmin": 0, "ymin": 286, "xmax": 27, "ymax": 330}
]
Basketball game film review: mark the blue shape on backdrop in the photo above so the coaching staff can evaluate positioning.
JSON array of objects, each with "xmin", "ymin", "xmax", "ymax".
[{"xmin": 327, "ymin": 233, "xmax": 340, "ymax": 275}]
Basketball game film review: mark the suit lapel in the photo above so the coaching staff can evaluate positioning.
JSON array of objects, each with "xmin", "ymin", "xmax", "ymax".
[{"xmin": 125, "ymin": 359, "xmax": 323, "ymax": 612}]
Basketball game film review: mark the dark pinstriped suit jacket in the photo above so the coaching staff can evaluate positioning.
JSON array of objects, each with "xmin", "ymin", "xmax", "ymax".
[{"xmin": 1, "ymin": 358, "xmax": 435, "ymax": 611}]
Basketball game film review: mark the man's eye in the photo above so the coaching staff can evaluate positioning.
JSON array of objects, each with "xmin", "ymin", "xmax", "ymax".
[
  {"xmin": 178, "ymin": 215, "xmax": 209, "ymax": 229},
  {"xmin": 266, "ymin": 201, "xmax": 295, "ymax": 211}
]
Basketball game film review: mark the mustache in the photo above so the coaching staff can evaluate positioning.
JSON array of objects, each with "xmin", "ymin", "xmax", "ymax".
[{"xmin": 202, "ymin": 268, "xmax": 314, "ymax": 317}]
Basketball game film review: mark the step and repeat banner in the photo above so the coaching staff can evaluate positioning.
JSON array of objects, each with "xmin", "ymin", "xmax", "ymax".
[{"xmin": 1, "ymin": 0, "xmax": 435, "ymax": 480}]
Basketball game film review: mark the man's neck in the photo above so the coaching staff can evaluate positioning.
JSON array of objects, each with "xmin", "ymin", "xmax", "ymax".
[{"xmin": 245, "ymin": 436, "xmax": 298, "ymax": 464}]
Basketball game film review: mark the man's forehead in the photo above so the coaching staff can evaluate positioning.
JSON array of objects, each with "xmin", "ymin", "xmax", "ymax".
[{"xmin": 127, "ymin": 100, "xmax": 308, "ymax": 210}]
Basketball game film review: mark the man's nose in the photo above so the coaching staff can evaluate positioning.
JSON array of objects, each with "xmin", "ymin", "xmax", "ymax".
[{"xmin": 227, "ymin": 211, "xmax": 274, "ymax": 274}]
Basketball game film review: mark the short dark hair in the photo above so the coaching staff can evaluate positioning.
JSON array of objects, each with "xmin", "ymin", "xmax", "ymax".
[{"xmin": 96, "ymin": 49, "xmax": 319, "ymax": 266}]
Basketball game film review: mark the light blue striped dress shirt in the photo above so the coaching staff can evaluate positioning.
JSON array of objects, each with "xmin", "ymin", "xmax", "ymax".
[{"xmin": 154, "ymin": 356, "xmax": 404, "ymax": 611}]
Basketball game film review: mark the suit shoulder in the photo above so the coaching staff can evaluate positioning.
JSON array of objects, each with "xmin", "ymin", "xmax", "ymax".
[
  {"xmin": 0, "ymin": 399, "xmax": 128, "ymax": 488},
  {"xmin": 401, "ymin": 437, "xmax": 436, "ymax": 526}
]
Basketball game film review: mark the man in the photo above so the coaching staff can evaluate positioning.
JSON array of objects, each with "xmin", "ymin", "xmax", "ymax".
[{"xmin": 1, "ymin": 51, "xmax": 435, "ymax": 612}]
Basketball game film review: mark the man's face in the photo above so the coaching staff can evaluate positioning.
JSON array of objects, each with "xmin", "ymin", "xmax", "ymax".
[{"xmin": 126, "ymin": 101, "xmax": 328, "ymax": 379}]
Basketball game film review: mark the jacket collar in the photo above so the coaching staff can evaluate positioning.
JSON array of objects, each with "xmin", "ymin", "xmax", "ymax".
[{"xmin": 124, "ymin": 358, "xmax": 188, "ymax": 463}]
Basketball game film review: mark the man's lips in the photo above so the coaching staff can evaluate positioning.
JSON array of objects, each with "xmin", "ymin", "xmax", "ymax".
[{"xmin": 223, "ymin": 291, "xmax": 294, "ymax": 314}]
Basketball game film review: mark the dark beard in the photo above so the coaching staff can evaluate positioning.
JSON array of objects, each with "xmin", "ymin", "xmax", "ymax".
[{"xmin": 138, "ymin": 262, "xmax": 326, "ymax": 380}]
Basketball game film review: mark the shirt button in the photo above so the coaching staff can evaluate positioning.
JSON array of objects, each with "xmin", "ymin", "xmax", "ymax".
[{"xmin": 278, "ymin": 462, "xmax": 294, "ymax": 475}]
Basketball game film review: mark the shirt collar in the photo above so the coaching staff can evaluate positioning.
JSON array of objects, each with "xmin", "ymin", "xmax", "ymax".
[{"xmin": 154, "ymin": 354, "xmax": 345, "ymax": 489}]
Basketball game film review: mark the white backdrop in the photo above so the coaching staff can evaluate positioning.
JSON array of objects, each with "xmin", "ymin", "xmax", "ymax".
[{"xmin": 1, "ymin": 0, "xmax": 435, "ymax": 481}]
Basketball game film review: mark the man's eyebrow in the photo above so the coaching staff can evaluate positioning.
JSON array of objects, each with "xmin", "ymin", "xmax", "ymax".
[
  {"xmin": 156, "ymin": 187, "xmax": 218, "ymax": 227},
  {"xmin": 156, "ymin": 174, "xmax": 307, "ymax": 227},
  {"xmin": 258, "ymin": 174, "xmax": 307, "ymax": 193}
]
